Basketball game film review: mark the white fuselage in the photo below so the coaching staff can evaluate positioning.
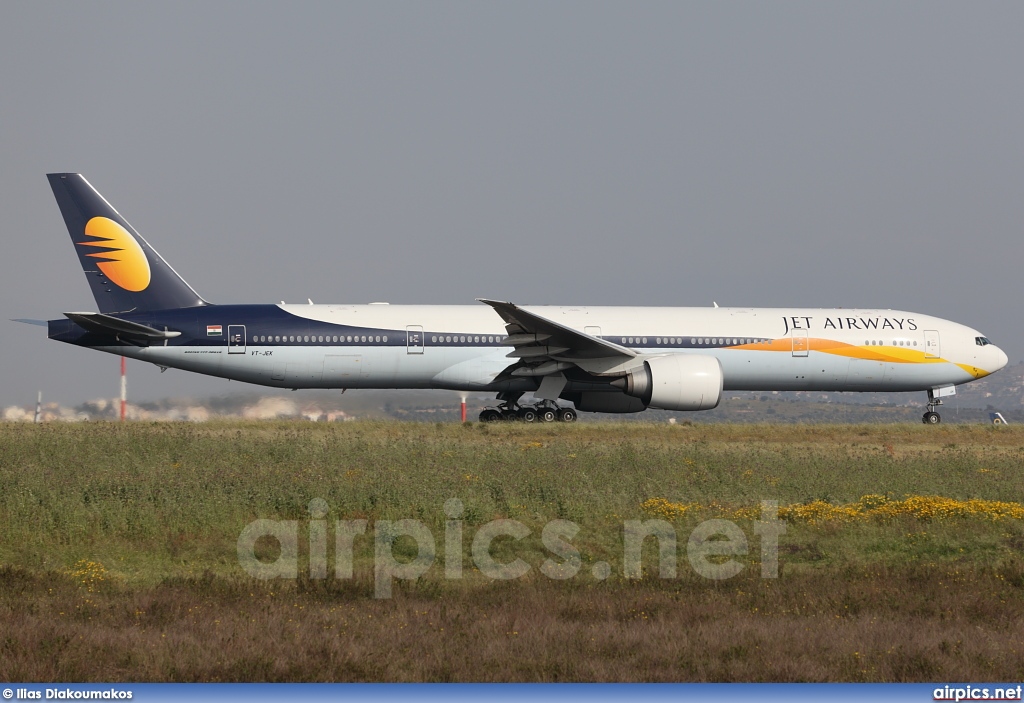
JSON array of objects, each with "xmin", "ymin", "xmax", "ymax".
[{"xmin": 93, "ymin": 304, "xmax": 1007, "ymax": 395}]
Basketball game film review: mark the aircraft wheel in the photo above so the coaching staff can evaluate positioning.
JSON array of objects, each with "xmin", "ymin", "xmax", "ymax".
[
  {"xmin": 501, "ymin": 409, "xmax": 520, "ymax": 421},
  {"xmin": 538, "ymin": 408, "xmax": 557, "ymax": 423},
  {"xmin": 923, "ymin": 411, "xmax": 941, "ymax": 425},
  {"xmin": 557, "ymin": 408, "xmax": 578, "ymax": 423},
  {"xmin": 479, "ymin": 409, "xmax": 501, "ymax": 423},
  {"xmin": 519, "ymin": 407, "xmax": 538, "ymax": 423}
]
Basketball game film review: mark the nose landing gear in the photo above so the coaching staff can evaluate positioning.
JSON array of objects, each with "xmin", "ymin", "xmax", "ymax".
[{"xmin": 922, "ymin": 388, "xmax": 948, "ymax": 424}]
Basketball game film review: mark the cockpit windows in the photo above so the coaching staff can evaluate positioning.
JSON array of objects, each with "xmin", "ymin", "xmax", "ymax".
[{"xmin": 976, "ymin": 337, "xmax": 992, "ymax": 346}]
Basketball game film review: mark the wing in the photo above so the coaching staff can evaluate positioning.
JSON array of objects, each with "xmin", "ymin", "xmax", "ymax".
[{"xmin": 478, "ymin": 299, "xmax": 636, "ymax": 378}]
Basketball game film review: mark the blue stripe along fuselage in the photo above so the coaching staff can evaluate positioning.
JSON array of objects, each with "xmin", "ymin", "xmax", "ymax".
[
  {"xmin": 47, "ymin": 304, "xmax": 757, "ymax": 350},
  {"xmin": 49, "ymin": 305, "xmax": 489, "ymax": 348}
]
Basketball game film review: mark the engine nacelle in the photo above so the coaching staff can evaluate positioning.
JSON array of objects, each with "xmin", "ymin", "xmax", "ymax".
[
  {"xmin": 564, "ymin": 391, "xmax": 648, "ymax": 414},
  {"xmin": 615, "ymin": 354, "xmax": 723, "ymax": 411}
]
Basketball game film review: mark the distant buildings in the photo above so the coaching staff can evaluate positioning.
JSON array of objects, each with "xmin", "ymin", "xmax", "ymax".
[{"xmin": 1, "ymin": 396, "xmax": 352, "ymax": 423}]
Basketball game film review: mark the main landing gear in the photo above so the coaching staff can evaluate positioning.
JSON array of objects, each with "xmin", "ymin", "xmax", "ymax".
[{"xmin": 478, "ymin": 392, "xmax": 577, "ymax": 423}]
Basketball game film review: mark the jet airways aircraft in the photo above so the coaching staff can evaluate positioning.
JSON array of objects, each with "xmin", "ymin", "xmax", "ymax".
[{"xmin": 29, "ymin": 173, "xmax": 1008, "ymax": 424}]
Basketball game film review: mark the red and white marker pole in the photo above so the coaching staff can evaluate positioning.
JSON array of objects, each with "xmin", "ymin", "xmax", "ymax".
[
  {"xmin": 459, "ymin": 393, "xmax": 467, "ymax": 423},
  {"xmin": 120, "ymin": 356, "xmax": 127, "ymax": 422}
]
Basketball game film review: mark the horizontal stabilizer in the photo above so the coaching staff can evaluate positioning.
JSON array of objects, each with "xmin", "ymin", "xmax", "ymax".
[
  {"xmin": 12, "ymin": 318, "xmax": 49, "ymax": 327},
  {"xmin": 63, "ymin": 312, "xmax": 181, "ymax": 340}
]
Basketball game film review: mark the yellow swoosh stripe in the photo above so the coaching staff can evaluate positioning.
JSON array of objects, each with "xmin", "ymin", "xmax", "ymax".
[{"xmin": 732, "ymin": 338, "xmax": 957, "ymax": 366}]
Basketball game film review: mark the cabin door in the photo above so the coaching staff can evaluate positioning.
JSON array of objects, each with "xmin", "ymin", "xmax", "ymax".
[
  {"xmin": 406, "ymin": 325, "xmax": 424, "ymax": 354},
  {"xmin": 791, "ymin": 330, "xmax": 809, "ymax": 357},
  {"xmin": 228, "ymin": 325, "xmax": 246, "ymax": 354}
]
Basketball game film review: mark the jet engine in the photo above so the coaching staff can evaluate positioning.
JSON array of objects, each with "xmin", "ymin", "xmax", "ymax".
[{"xmin": 612, "ymin": 354, "xmax": 723, "ymax": 411}]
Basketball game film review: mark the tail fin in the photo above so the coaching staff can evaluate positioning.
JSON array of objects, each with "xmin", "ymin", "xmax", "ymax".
[{"xmin": 47, "ymin": 173, "xmax": 209, "ymax": 313}]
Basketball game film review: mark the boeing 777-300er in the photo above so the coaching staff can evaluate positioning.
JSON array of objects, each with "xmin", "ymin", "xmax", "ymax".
[{"xmin": 22, "ymin": 173, "xmax": 1009, "ymax": 424}]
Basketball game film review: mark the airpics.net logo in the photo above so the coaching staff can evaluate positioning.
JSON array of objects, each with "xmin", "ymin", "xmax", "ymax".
[
  {"xmin": 934, "ymin": 685, "xmax": 1023, "ymax": 701},
  {"xmin": 237, "ymin": 498, "xmax": 786, "ymax": 599}
]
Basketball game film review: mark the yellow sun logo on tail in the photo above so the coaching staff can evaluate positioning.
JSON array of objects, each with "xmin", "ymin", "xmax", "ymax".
[{"xmin": 77, "ymin": 217, "xmax": 151, "ymax": 292}]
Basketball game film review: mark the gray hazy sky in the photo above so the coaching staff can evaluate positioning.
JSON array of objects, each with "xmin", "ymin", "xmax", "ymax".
[{"xmin": 2, "ymin": 2, "xmax": 1022, "ymax": 407}]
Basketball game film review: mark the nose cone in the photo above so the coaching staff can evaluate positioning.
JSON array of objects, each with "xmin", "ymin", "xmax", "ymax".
[{"xmin": 992, "ymin": 345, "xmax": 1009, "ymax": 373}]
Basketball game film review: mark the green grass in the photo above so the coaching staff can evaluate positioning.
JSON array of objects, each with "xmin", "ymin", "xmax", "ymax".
[
  {"xmin": 1, "ymin": 421, "xmax": 1023, "ymax": 681},
  {"xmin": 2, "ymin": 421, "xmax": 1023, "ymax": 580}
]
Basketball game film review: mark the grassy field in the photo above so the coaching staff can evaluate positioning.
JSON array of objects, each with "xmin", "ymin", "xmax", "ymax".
[{"xmin": 1, "ymin": 421, "xmax": 1023, "ymax": 681}]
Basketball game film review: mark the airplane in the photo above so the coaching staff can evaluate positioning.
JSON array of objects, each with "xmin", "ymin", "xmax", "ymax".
[{"xmin": 21, "ymin": 173, "xmax": 1008, "ymax": 424}]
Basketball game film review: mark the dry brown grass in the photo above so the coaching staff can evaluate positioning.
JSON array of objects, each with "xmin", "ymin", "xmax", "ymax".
[{"xmin": 2, "ymin": 562, "xmax": 1023, "ymax": 682}]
